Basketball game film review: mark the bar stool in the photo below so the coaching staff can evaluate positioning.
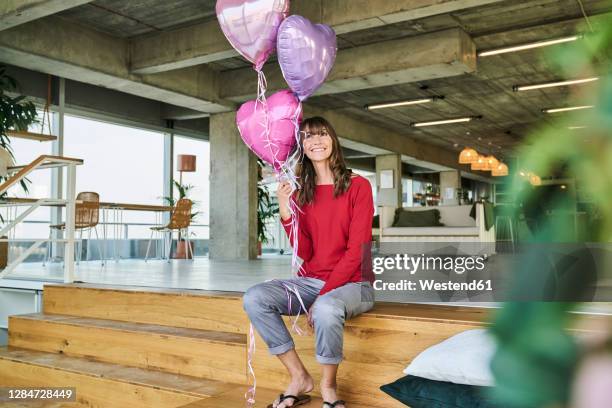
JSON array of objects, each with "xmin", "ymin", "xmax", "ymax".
[
  {"xmin": 145, "ymin": 198, "xmax": 193, "ymax": 262},
  {"xmin": 45, "ymin": 191, "xmax": 104, "ymax": 265}
]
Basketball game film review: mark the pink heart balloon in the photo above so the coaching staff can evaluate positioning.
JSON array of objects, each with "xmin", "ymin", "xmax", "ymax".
[
  {"xmin": 277, "ymin": 15, "xmax": 337, "ymax": 101},
  {"xmin": 216, "ymin": 0, "xmax": 290, "ymax": 71},
  {"xmin": 236, "ymin": 90, "xmax": 302, "ymax": 169}
]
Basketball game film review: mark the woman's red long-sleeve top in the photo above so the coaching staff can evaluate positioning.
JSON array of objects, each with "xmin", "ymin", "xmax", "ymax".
[{"xmin": 282, "ymin": 175, "xmax": 374, "ymax": 296}]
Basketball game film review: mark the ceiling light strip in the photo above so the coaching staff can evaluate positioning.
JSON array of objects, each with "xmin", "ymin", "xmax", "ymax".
[
  {"xmin": 366, "ymin": 98, "xmax": 435, "ymax": 110},
  {"xmin": 543, "ymin": 105, "xmax": 594, "ymax": 113},
  {"xmin": 514, "ymin": 77, "xmax": 599, "ymax": 91},
  {"xmin": 412, "ymin": 117, "xmax": 474, "ymax": 127},
  {"xmin": 478, "ymin": 35, "xmax": 581, "ymax": 57}
]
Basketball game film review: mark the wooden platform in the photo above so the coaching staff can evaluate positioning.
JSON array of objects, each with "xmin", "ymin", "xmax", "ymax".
[{"xmin": 2, "ymin": 282, "xmax": 493, "ymax": 407}]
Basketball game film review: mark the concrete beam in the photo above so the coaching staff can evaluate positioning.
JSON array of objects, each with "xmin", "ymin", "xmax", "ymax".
[
  {"xmin": 161, "ymin": 105, "xmax": 209, "ymax": 120},
  {"xmin": 0, "ymin": 0, "xmax": 91, "ymax": 31},
  {"xmin": 0, "ymin": 16, "xmax": 234, "ymax": 113},
  {"xmin": 303, "ymin": 104, "xmax": 488, "ymax": 178},
  {"xmin": 130, "ymin": 0, "xmax": 502, "ymax": 74},
  {"xmin": 221, "ymin": 28, "xmax": 476, "ymax": 102}
]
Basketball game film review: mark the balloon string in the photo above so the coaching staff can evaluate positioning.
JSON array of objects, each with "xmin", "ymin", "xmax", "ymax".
[
  {"xmin": 245, "ymin": 323, "xmax": 257, "ymax": 407},
  {"xmin": 281, "ymin": 281, "xmax": 311, "ymax": 336},
  {"xmin": 255, "ymin": 68, "xmax": 283, "ymax": 176},
  {"xmin": 246, "ymin": 68, "xmax": 268, "ymax": 408},
  {"xmin": 256, "ymin": 69, "xmax": 268, "ymax": 106},
  {"xmin": 245, "ymin": 95, "xmax": 305, "ymax": 408},
  {"xmin": 284, "ymin": 102, "xmax": 305, "ymax": 276}
]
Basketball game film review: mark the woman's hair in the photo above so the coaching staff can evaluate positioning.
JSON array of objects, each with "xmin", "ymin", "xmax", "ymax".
[{"xmin": 295, "ymin": 116, "xmax": 352, "ymax": 206}]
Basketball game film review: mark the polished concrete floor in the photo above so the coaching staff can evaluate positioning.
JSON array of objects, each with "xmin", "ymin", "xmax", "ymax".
[
  {"xmin": 6, "ymin": 255, "xmax": 294, "ymax": 292},
  {"xmin": 4, "ymin": 255, "xmax": 612, "ymax": 313}
]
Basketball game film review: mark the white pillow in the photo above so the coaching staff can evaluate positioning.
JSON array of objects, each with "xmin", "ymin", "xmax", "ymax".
[{"xmin": 403, "ymin": 328, "xmax": 496, "ymax": 386}]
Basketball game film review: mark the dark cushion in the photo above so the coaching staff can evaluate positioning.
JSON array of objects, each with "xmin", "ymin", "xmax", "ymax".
[
  {"xmin": 380, "ymin": 375, "xmax": 499, "ymax": 408},
  {"xmin": 372, "ymin": 215, "xmax": 380, "ymax": 228},
  {"xmin": 393, "ymin": 208, "xmax": 443, "ymax": 227}
]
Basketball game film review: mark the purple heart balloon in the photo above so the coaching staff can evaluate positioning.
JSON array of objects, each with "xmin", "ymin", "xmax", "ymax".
[
  {"xmin": 277, "ymin": 15, "xmax": 337, "ymax": 101},
  {"xmin": 216, "ymin": 0, "xmax": 290, "ymax": 71}
]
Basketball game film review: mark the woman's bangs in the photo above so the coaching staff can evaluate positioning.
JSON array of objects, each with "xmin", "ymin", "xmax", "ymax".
[{"xmin": 300, "ymin": 117, "xmax": 329, "ymax": 136}]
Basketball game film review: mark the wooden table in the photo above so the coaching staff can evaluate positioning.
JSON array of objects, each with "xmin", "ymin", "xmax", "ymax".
[{"xmin": 2, "ymin": 197, "xmax": 172, "ymax": 212}]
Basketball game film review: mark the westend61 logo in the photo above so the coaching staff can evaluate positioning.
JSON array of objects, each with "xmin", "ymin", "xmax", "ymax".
[{"xmin": 372, "ymin": 253, "xmax": 488, "ymax": 275}]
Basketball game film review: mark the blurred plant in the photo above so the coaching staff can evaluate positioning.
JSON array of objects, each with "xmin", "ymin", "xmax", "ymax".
[
  {"xmin": 257, "ymin": 158, "xmax": 279, "ymax": 245},
  {"xmin": 0, "ymin": 65, "xmax": 37, "ymax": 196},
  {"xmin": 425, "ymin": 183, "xmax": 439, "ymax": 195},
  {"xmin": 489, "ymin": 16, "xmax": 612, "ymax": 408},
  {"xmin": 456, "ymin": 187, "xmax": 470, "ymax": 205}
]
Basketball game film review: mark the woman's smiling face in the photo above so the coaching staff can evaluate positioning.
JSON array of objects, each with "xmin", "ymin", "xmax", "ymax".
[{"xmin": 301, "ymin": 125, "xmax": 333, "ymax": 163}]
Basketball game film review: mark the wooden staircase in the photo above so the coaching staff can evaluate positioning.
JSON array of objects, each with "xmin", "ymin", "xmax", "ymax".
[{"xmin": 1, "ymin": 283, "xmax": 490, "ymax": 407}]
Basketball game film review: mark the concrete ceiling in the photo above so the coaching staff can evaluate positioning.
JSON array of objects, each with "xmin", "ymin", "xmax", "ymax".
[
  {"xmin": 1, "ymin": 0, "xmax": 611, "ymax": 174},
  {"xmin": 51, "ymin": 0, "xmax": 611, "ymax": 157},
  {"xmin": 57, "ymin": 0, "xmax": 218, "ymax": 38}
]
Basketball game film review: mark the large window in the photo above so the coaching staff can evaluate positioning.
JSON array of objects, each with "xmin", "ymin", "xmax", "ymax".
[
  {"xmin": 9, "ymin": 112, "xmax": 54, "ymax": 239},
  {"xmin": 173, "ymin": 135, "xmax": 210, "ymax": 239},
  {"xmin": 402, "ymin": 178, "xmax": 414, "ymax": 207},
  {"xmin": 64, "ymin": 114, "xmax": 165, "ymax": 238}
]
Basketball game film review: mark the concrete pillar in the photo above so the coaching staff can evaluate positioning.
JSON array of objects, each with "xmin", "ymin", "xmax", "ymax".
[
  {"xmin": 375, "ymin": 154, "xmax": 402, "ymax": 208},
  {"xmin": 209, "ymin": 112, "xmax": 258, "ymax": 260},
  {"xmin": 440, "ymin": 170, "xmax": 461, "ymax": 206}
]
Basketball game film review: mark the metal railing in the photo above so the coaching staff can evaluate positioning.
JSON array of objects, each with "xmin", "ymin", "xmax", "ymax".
[
  {"xmin": 6, "ymin": 219, "xmax": 211, "ymax": 261},
  {"xmin": 0, "ymin": 155, "xmax": 82, "ymax": 282}
]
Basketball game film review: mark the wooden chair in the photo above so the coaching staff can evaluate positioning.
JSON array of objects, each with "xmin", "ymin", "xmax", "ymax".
[
  {"xmin": 45, "ymin": 191, "xmax": 104, "ymax": 265},
  {"xmin": 145, "ymin": 198, "xmax": 193, "ymax": 262}
]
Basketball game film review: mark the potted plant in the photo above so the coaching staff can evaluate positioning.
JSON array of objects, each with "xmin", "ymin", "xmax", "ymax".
[
  {"xmin": 0, "ymin": 65, "xmax": 38, "ymax": 268},
  {"xmin": 161, "ymin": 180, "xmax": 200, "ymax": 259},
  {"xmin": 257, "ymin": 159, "xmax": 279, "ymax": 255},
  {"xmin": 0, "ymin": 66, "xmax": 36, "ymax": 194},
  {"xmin": 456, "ymin": 188, "xmax": 470, "ymax": 205},
  {"xmin": 425, "ymin": 183, "xmax": 440, "ymax": 206}
]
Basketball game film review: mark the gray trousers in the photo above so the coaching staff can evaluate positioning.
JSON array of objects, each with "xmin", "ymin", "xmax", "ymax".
[{"xmin": 243, "ymin": 277, "xmax": 375, "ymax": 364}]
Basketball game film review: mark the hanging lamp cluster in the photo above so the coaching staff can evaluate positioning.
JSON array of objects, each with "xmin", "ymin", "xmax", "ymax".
[
  {"xmin": 518, "ymin": 170, "xmax": 542, "ymax": 186},
  {"xmin": 458, "ymin": 147, "xmax": 508, "ymax": 176}
]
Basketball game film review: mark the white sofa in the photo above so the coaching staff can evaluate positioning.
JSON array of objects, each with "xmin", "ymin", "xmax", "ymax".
[{"xmin": 378, "ymin": 204, "xmax": 495, "ymax": 245}]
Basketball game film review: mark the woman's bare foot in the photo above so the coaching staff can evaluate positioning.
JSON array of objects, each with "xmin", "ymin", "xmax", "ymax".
[
  {"xmin": 272, "ymin": 372, "xmax": 314, "ymax": 408},
  {"xmin": 320, "ymin": 380, "xmax": 346, "ymax": 408}
]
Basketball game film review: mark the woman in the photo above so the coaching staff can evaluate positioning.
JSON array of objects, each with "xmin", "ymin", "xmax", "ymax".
[{"xmin": 243, "ymin": 117, "xmax": 375, "ymax": 408}]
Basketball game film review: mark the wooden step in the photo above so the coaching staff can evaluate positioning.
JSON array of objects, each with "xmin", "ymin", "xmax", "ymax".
[
  {"xmin": 40, "ymin": 283, "xmax": 492, "ymax": 408},
  {"xmin": 0, "ymin": 346, "xmax": 238, "ymax": 408},
  {"xmin": 252, "ymin": 304, "xmax": 489, "ymax": 408},
  {"xmin": 1, "ymin": 403, "xmax": 76, "ymax": 407},
  {"xmin": 178, "ymin": 385, "xmax": 374, "ymax": 408},
  {"xmin": 0, "ymin": 401, "xmax": 77, "ymax": 407},
  {"xmin": 9, "ymin": 313, "xmax": 247, "ymax": 384},
  {"xmin": 43, "ymin": 283, "xmax": 247, "ymax": 334}
]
